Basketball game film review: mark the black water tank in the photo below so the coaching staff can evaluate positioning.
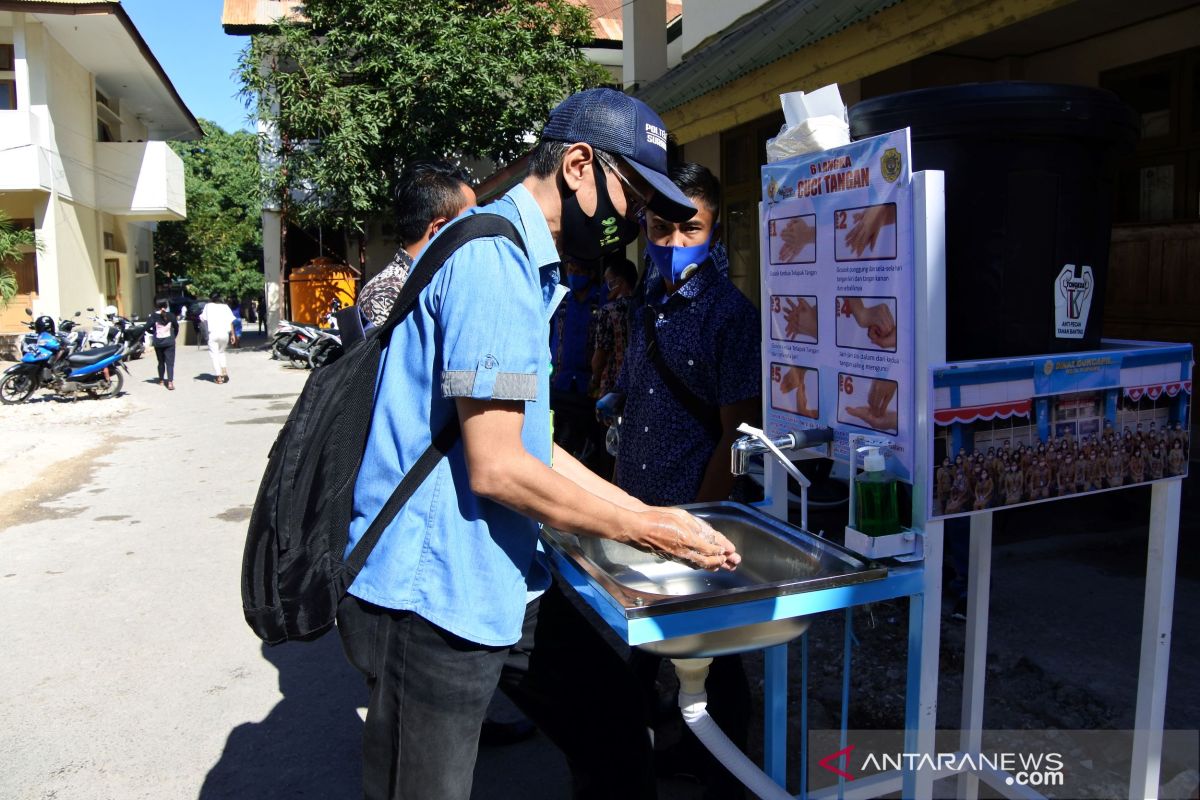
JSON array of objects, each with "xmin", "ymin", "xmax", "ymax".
[{"xmin": 849, "ymin": 83, "xmax": 1137, "ymax": 361}]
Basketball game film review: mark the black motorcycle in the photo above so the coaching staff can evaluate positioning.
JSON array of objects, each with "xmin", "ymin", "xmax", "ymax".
[{"xmin": 113, "ymin": 315, "xmax": 148, "ymax": 360}]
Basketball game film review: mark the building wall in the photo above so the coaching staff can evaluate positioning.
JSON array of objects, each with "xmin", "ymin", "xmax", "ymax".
[
  {"xmin": 51, "ymin": 196, "xmax": 102, "ymax": 317},
  {"xmin": 1022, "ymin": 6, "xmax": 1200, "ymax": 86},
  {"xmin": 126, "ymin": 221, "xmax": 156, "ymax": 314},
  {"xmin": 43, "ymin": 30, "xmax": 98, "ymax": 209}
]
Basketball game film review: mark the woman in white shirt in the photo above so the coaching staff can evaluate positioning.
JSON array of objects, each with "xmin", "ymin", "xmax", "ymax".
[{"xmin": 199, "ymin": 293, "xmax": 236, "ymax": 384}]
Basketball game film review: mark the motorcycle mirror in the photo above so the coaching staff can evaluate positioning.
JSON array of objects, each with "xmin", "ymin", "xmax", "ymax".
[
  {"xmin": 74, "ymin": 311, "xmax": 81, "ymax": 317},
  {"xmin": 25, "ymin": 308, "xmax": 32, "ymax": 316}
]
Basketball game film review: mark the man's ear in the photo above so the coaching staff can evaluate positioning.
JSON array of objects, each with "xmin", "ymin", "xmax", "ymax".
[
  {"xmin": 426, "ymin": 217, "xmax": 450, "ymax": 239},
  {"xmin": 560, "ymin": 143, "xmax": 594, "ymax": 193}
]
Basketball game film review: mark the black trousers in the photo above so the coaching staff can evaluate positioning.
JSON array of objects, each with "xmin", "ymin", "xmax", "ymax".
[
  {"xmin": 499, "ymin": 582, "xmax": 658, "ymax": 800},
  {"xmin": 154, "ymin": 344, "xmax": 175, "ymax": 382},
  {"xmin": 337, "ymin": 596, "xmax": 508, "ymax": 800},
  {"xmin": 630, "ymin": 649, "xmax": 752, "ymax": 799}
]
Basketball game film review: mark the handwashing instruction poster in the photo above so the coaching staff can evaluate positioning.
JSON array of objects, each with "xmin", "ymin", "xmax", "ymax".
[{"xmin": 760, "ymin": 129, "xmax": 915, "ymax": 481}]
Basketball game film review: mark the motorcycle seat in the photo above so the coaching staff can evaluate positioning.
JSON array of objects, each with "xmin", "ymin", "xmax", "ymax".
[{"xmin": 68, "ymin": 345, "xmax": 122, "ymax": 366}]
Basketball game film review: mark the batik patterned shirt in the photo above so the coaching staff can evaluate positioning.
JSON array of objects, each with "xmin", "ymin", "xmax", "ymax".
[
  {"xmin": 589, "ymin": 295, "xmax": 632, "ymax": 397},
  {"xmin": 358, "ymin": 248, "xmax": 414, "ymax": 326}
]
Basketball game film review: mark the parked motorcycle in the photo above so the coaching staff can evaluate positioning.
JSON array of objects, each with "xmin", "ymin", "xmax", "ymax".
[
  {"xmin": 1, "ymin": 314, "xmax": 129, "ymax": 404},
  {"xmin": 113, "ymin": 314, "xmax": 148, "ymax": 360},
  {"xmin": 18, "ymin": 310, "xmax": 82, "ymax": 356},
  {"xmin": 83, "ymin": 306, "xmax": 121, "ymax": 349},
  {"xmin": 306, "ymin": 327, "xmax": 343, "ymax": 369},
  {"xmin": 270, "ymin": 321, "xmax": 324, "ymax": 368}
]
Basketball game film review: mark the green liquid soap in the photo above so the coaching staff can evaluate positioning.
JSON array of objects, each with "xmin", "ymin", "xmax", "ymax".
[{"xmin": 855, "ymin": 447, "xmax": 900, "ymax": 536}]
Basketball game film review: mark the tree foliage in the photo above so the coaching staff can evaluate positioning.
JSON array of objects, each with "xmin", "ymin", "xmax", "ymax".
[
  {"xmin": 154, "ymin": 119, "xmax": 264, "ymax": 299},
  {"xmin": 239, "ymin": 0, "xmax": 607, "ymax": 232},
  {"xmin": 0, "ymin": 210, "xmax": 38, "ymax": 308}
]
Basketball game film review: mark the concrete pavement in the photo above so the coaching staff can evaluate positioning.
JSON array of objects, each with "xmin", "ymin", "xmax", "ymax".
[
  {"xmin": 0, "ymin": 336, "xmax": 358, "ymax": 799},
  {"xmin": 0, "ymin": 334, "xmax": 593, "ymax": 800}
]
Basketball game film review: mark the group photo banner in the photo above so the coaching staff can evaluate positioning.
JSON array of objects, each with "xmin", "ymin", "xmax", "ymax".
[{"xmin": 928, "ymin": 342, "xmax": 1193, "ymax": 518}]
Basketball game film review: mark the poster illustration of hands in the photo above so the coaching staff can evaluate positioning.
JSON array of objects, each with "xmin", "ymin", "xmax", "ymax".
[{"xmin": 761, "ymin": 129, "xmax": 915, "ymax": 481}]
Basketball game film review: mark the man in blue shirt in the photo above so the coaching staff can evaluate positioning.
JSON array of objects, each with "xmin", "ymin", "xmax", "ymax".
[{"xmin": 336, "ymin": 89, "xmax": 741, "ymax": 800}]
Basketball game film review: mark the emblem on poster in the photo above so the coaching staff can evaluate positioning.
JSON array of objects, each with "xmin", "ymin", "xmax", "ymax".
[
  {"xmin": 1055, "ymin": 264, "xmax": 1093, "ymax": 339},
  {"xmin": 880, "ymin": 147, "xmax": 902, "ymax": 183}
]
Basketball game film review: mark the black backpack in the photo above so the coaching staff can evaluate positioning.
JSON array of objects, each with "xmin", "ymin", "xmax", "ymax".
[{"xmin": 241, "ymin": 215, "xmax": 525, "ymax": 644}]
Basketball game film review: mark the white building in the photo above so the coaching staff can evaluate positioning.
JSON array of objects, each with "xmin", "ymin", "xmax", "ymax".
[{"xmin": 0, "ymin": 0, "xmax": 199, "ymax": 336}]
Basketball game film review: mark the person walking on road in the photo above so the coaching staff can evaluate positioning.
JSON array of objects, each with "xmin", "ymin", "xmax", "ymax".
[
  {"xmin": 147, "ymin": 296, "xmax": 179, "ymax": 390},
  {"xmin": 200, "ymin": 292, "xmax": 236, "ymax": 384}
]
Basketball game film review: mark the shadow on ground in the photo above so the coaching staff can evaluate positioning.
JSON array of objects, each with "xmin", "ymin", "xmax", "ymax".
[{"xmin": 199, "ymin": 634, "xmax": 365, "ymax": 799}]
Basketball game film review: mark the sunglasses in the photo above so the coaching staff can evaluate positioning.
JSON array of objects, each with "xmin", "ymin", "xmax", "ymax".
[{"xmin": 595, "ymin": 151, "xmax": 651, "ymax": 220}]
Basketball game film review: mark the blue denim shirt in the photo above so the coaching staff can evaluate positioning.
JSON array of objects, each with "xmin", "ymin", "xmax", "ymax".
[
  {"xmin": 615, "ymin": 256, "xmax": 760, "ymax": 505},
  {"xmin": 347, "ymin": 184, "xmax": 564, "ymax": 647}
]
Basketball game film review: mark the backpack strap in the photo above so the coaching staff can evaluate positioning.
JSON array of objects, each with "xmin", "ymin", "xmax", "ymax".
[
  {"xmin": 345, "ymin": 213, "xmax": 526, "ymax": 577},
  {"xmin": 640, "ymin": 304, "xmax": 723, "ymax": 440},
  {"xmin": 379, "ymin": 214, "xmax": 525, "ymax": 336}
]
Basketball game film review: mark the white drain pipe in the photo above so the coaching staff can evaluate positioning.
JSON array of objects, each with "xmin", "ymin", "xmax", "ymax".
[{"xmin": 673, "ymin": 658, "xmax": 793, "ymax": 800}]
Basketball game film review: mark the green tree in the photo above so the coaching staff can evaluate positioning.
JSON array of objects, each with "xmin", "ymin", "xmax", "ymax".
[
  {"xmin": 154, "ymin": 119, "xmax": 264, "ymax": 300},
  {"xmin": 0, "ymin": 211, "xmax": 38, "ymax": 309},
  {"xmin": 238, "ymin": 0, "xmax": 606, "ymax": 238}
]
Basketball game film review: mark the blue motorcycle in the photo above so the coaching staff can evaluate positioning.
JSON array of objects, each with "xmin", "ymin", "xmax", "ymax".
[{"xmin": 1, "ymin": 314, "xmax": 128, "ymax": 404}]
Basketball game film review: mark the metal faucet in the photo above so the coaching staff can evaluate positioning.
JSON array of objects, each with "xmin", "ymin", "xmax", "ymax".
[
  {"xmin": 731, "ymin": 427, "xmax": 833, "ymax": 475},
  {"xmin": 731, "ymin": 424, "xmax": 833, "ymax": 531}
]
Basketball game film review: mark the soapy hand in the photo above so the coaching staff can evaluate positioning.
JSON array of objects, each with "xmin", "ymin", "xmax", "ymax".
[{"xmin": 631, "ymin": 508, "xmax": 740, "ymax": 571}]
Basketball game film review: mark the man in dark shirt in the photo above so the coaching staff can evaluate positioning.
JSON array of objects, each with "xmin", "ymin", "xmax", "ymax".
[
  {"xmin": 609, "ymin": 162, "xmax": 761, "ymax": 797},
  {"xmin": 614, "ymin": 162, "xmax": 761, "ymax": 504},
  {"xmin": 549, "ymin": 260, "xmax": 607, "ymax": 468},
  {"xmin": 357, "ymin": 160, "xmax": 476, "ymax": 326}
]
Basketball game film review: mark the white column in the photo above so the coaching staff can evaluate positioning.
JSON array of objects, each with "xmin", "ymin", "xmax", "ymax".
[
  {"xmin": 33, "ymin": 194, "xmax": 60, "ymax": 319},
  {"xmin": 262, "ymin": 209, "xmax": 283, "ymax": 330},
  {"xmin": 622, "ymin": 0, "xmax": 668, "ymax": 91}
]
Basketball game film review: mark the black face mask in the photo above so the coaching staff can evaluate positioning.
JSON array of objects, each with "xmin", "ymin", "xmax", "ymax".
[{"xmin": 560, "ymin": 159, "xmax": 639, "ymax": 262}]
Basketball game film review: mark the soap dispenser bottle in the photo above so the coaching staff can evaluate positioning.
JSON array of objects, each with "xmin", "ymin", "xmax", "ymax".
[{"xmin": 855, "ymin": 447, "xmax": 900, "ymax": 536}]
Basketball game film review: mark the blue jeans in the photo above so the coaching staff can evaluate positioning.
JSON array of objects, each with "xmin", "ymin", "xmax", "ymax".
[{"xmin": 337, "ymin": 595, "xmax": 507, "ymax": 800}]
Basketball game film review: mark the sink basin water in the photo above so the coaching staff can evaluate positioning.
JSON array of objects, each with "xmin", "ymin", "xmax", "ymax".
[{"xmin": 542, "ymin": 501, "xmax": 887, "ymax": 657}]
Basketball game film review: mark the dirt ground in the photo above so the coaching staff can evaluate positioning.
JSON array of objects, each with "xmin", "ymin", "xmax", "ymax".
[{"xmin": 721, "ymin": 483, "xmax": 1200, "ymax": 798}]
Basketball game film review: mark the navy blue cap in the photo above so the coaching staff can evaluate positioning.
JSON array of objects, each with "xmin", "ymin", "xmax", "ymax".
[{"xmin": 541, "ymin": 88, "xmax": 696, "ymax": 223}]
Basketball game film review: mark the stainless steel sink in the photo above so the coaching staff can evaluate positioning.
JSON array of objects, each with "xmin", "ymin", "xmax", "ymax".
[{"xmin": 541, "ymin": 501, "xmax": 887, "ymax": 658}]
